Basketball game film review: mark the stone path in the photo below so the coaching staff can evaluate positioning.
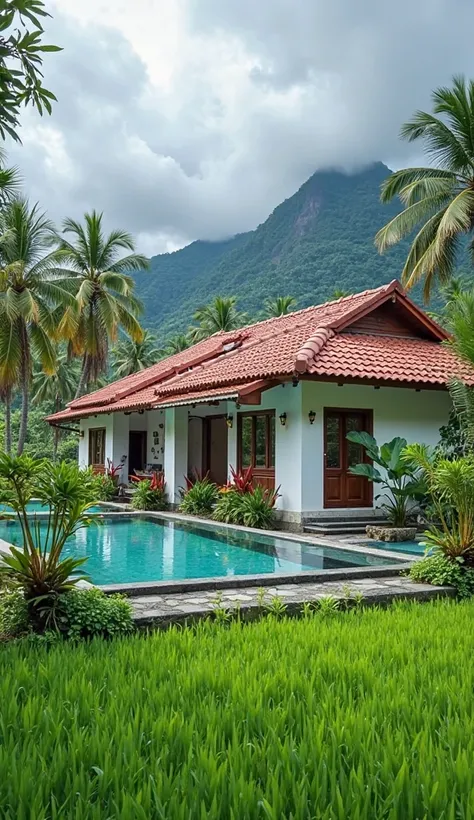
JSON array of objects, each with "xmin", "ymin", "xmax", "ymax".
[{"xmin": 130, "ymin": 576, "xmax": 453, "ymax": 627}]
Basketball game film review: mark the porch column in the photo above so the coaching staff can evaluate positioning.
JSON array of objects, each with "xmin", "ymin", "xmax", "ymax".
[{"xmin": 164, "ymin": 406, "xmax": 189, "ymax": 506}]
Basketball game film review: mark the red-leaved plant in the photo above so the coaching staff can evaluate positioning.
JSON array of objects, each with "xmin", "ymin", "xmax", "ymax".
[
  {"xmin": 106, "ymin": 459, "xmax": 121, "ymax": 478},
  {"xmin": 229, "ymin": 465, "xmax": 254, "ymax": 493},
  {"xmin": 183, "ymin": 468, "xmax": 210, "ymax": 492}
]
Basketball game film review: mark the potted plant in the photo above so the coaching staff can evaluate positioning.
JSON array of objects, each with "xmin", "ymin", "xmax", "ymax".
[{"xmin": 346, "ymin": 432, "xmax": 425, "ymax": 541}]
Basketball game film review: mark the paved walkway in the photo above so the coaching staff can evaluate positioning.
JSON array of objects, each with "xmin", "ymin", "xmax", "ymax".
[{"xmin": 131, "ymin": 576, "xmax": 453, "ymax": 627}]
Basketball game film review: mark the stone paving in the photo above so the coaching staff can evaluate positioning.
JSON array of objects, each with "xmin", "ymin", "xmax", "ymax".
[{"xmin": 130, "ymin": 576, "xmax": 453, "ymax": 627}]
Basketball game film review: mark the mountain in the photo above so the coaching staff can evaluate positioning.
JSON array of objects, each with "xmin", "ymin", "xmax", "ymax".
[{"xmin": 133, "ymin": 162, "xmax": 411, "ymax": 335}]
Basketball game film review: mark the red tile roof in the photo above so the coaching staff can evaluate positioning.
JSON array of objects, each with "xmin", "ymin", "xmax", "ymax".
[{"xmin": 47, "ymin": 280, "xmax": 471, "ymax": 424}]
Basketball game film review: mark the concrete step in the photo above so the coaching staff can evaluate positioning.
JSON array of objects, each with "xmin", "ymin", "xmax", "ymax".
[{"xmin": 304, "ymin": 525, "xmax": 371, "ymax": 536}]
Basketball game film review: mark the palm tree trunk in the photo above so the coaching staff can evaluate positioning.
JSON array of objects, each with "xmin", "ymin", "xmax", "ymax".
[
  {"xmin": 17, "ymin": 329, "xmax": 30, "ymax": 456},
  {"xmin": 75, "ymin": 356, "xmax": 89, "ymax": 399},
  {"xmin": 4, "ymin": 392, "xmax": 12, "ymax": 454},
  {"xmin": 53, "ymin": 396, "xmax": 60, "ymax": 461}
]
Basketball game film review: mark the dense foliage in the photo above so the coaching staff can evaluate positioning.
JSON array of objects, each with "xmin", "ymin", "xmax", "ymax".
[
  {"xmin": 0, "ymin": 600, "xmax": 473, "ymax": 817},
  {"xmin": 179, "ymin": 478, "xmax": 219, "ymax": 516},
  {"xmin": 0, "ymin": 0, "xmax": 61, "ymax": 142},
  {"xmin": 133, "ymin": 164, "xmax": 414, "ymax": 335},
  {"xmin": 131, "ymin": 474, "xmax": 168, "ymax": 511},
  {"xmin": 409, "ymin": 552, "xmax": 474, "ymax": 598}
]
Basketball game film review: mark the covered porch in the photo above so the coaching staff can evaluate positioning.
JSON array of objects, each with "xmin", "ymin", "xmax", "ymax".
[{"xmin": 76, "ymin": 378, "xmax": 451, "ymax": 527}]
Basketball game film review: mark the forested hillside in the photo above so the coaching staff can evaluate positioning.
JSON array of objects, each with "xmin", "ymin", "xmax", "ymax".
[{"xmin": 133, "ymin": 163, "xmax": 411, "ymax": 333}]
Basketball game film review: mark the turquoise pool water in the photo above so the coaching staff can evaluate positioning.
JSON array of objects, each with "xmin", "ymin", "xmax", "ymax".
[
  {"xmin": 0, "ymin": 515, "xmax": 396, "ymax": 585},
  {"xmin": 360, "ymin": 539, "xmax": 425, "ymax": 556},
  {"xmin": 0, "ymin": 501, "xmax": 107, "ymax": 514}
]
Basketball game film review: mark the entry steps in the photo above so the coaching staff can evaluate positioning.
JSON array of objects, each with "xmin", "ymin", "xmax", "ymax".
[{"xmin": 303, "ymin": 514, "xmax": 387, "ymax": 537}]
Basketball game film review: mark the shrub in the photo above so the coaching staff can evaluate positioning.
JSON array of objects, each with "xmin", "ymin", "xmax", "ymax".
[
  {"xmin": 212, "ymin": 489, "xmax": 243, "ymax": 523},
  {"xmin": 404, "ymin": 444, "xmax": 474, "ymax": 564},
  {"xmin": 347, "ymin": 432, "xmax": 424, "ymax": 526},
  {"xmin": 0, "ymin": 589, "xmax": 28, "ymax": 638},
  {"xmin": 0, "ymin": 456, "xmax": 96, "ymax": 631},
  {"xmin": 91, "ymin": 473, "xmax": 116, "ymax": 501},
  {"xmin": 238, "ymin": 485, "xmax": 278, "ymax": 529},
  {"xmin": 213, "ymin": 486, "xmax": 278, "ymax": 528},
  {"xmin": 409, "ymin": 552, "xmax": 474, "ymax": 598},
  {"xmin": 131, "ymin": 474, "xmax": 168, "ymax": 511},
  {"xmin": 179, "ymin": 478, "xmax": 219, "ymax": 516},
  {"xmin": 60, "ymin": 588, "xmax": 134, "ymax": 639}
]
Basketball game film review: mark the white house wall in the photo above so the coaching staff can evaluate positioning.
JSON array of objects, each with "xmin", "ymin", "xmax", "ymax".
[
  {"xmin": 78, "ymin": 381, "xmax": 451, "ymax": 521},
  {"xmin": 300, "ymin": 381, "xmax": 452, "ymax": 516}
]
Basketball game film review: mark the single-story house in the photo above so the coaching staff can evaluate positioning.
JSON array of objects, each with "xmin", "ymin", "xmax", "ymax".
[{"xmin": 47, "ymin": 280, "xmax": 469, "ymax": 527}]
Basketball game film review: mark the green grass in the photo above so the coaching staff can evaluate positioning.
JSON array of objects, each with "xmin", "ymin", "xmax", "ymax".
[{"xmin": 1, "ymin": 599, "xmax": 474, "ymax": 818}]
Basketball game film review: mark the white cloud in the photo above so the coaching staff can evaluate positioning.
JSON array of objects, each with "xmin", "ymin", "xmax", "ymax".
[{"xmin": 7, "ymin": 0, "xmax": 474, "ymax": 254}]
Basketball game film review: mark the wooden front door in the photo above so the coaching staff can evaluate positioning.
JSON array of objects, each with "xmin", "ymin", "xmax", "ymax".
[
  {"xmin": 324, "ymin": 409, "xmax": 373, "ymax": 508},
  {"xmin": 203, "ymin": 416, "xmax": 228, "ymax": 485}
]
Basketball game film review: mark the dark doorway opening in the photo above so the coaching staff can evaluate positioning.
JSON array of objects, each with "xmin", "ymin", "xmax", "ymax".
[{"xmin": 128, "ymin": 430, "xmax": 147, "ymax": 478}]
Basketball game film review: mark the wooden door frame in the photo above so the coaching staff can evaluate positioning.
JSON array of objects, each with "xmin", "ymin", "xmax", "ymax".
[
  {"xmin": 201, "ymin": 414, "xmax": 227, "ymax": 477},
  {"xmin": 128, "ymin": 429, "xmax": 148, "ymax": 474},
  {"xmin": 323, "ymin": 407, "xmax": 373, "ymax": 509},
  {"xmin": 237, "ymin": 409, "xmax": 275, "ymax": 489},
  {"xmin": 88, "ymin": 426, "xmax": 106, "ymax": 470}
]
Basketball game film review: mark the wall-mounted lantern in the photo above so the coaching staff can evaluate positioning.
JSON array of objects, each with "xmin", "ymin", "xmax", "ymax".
[
  {"xmin": 308, "ymin": 410, "xmax": 316, "ymax": 425},
  {"xmin": 279, "ymin": 412, "xmax": 287, "ymax": 427},
  {"xmin": 225, "ymin": 414, "xmax": 234, "ymax": 429}
]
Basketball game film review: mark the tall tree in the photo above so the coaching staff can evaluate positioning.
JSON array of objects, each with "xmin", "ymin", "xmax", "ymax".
[
  {"xmin": 263, "ymin": 296, "xmax": 297, "ymax": 317},
  {"xmin": 0, "ymin": 0, "xmax": 61, "ymax": 143},
  {"xmin": 376, "ymin": 75, "xmax": 474, "ymax": 301},
  {"xmin": 191, "ymin": 296, "xmax": 243, "ymax": 342},
  {"xmin": 55, "ymin": 211, "xmax": 149, "ymax": 397},
  {"xmin": 112, "ymin": 330, "xmax": 161, "ymax": 378},
  {"xmin": 0, "ymin": 199, "xmax": 72, "ymax": 454},
  {"xmin": 443, "ymin": 289, "xmax": 474, "ymax": 449},
  {"xmin": 162, "ymin": 333, "xmax": 191, "ymax": 356},
  {"xmin": 31, "ymin": 351, "xmax": 79, "ymax": 459}
]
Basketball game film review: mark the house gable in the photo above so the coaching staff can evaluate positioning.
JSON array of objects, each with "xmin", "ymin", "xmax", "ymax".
[{"xmin": 341, "ymin": 301, "xmax": 437, "ymax": 340}]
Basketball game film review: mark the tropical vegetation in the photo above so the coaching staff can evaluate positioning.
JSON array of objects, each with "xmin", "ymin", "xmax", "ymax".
[
  {"xmin": 0, "ymin": 454, "xmax": 96, "ymax": 630},
  {"xmin": 0, "ymin": 199, "xmax": 73, "ymax": 454},
  {"xmin": 190, "ymin": 295, "xmax": 244, "ymax": 341},
  {"xmin": 347, "ymin": 432, "xmax": 423, "ymax": 526},
  {"xmin": 112, "ymin": 330, "xmax": 161, "ymax": 378},
  {"xmin": 263, "ymin": 295, "xmax": 297, "ymax": 318},
  {"xmin": 179, "ymin": 477, "xmax": 219, "ymax": 516},
  {"xmin": 0, "ymin": 0, "xmax": 61, "ymax": 143},
  {"xmin": 131, "ymin": 472, "xmax": 168, "ymax": 511},
  {"xmin": 1, "ymin": 599, "xmax": 473, "ymax": 817},
  {"xmin": 55, "ymin": 211, "xmax": 148, "ymax": 397},
  {"xmin": 376, "ymin": 75, "xmax": 474, "ymax": 300}
]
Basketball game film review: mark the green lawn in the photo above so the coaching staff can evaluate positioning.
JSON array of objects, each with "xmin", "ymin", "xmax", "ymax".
[{"xmin": 1, "ymin": 600, "xmax": 474, "ymax": 819}]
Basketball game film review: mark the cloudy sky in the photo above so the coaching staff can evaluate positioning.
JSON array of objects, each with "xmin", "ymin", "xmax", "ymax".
[{"xmin": 8, "ymin": 0, "xmax": 474, "ymax": 255}]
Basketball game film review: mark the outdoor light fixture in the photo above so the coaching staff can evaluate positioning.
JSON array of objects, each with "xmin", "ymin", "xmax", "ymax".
[
  {"xmin": 279, "ymin": 412, "xmax": 287, "ymax": 427},
  {"xmin": 308, "ymin": 410, "xmax": 316, "ymax": 425},
  {"xmin": 225, "ymin": 414, "xmax": 234, "ymax": 429}
]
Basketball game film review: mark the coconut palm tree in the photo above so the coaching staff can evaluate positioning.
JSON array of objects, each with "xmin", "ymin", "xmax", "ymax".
[
  {"xmin": 0, "ymin": 199, "xmax": 73, "ymax": 454},
  {"xmin": 263, "ymin": 296, "xmax": 297, "ymax": 317},
  {"xmin": 55, "ymin": 211, "xmax": 149, "ymax": 397},
  {"xmin": 331, "ymin": 288, "xmax": 351, "ymax": 300},
  {"xmin": 31, "ymin": 352, "xmax": 79, "ymax": 460},
  {"xmin": 112, "ymin": 330, "xmax": 161, "ymax": 378},
  {"xmin": 162, "ymin": 333, "xmax": 191, "ymax": 356},
  {"xmin": 191, "ymin": 296, "xmax": 243, "ymax": 342},
  {"xmin": 376, "ymin": 75, "xmax": 474, "ymax": 301}
]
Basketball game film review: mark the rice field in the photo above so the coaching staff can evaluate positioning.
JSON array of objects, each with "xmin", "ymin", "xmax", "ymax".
[{"xmin": 1, "ymin": 599, "xmax": 474, "ymax": 819}]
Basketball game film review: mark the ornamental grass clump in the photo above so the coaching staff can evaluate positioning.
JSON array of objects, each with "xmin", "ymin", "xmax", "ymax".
[
  {"xmin": 0, "ymin": 599, "xmax": 473, "ymax": 818},
  {"xmin": 179, "ymin": 477, "xmax": 219, "ymax": 516}
]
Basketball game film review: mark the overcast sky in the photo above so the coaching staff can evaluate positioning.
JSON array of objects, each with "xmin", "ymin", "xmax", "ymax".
[{"xmin": 8, "ymin": 0, "xmax": 474, "ymax": 255}]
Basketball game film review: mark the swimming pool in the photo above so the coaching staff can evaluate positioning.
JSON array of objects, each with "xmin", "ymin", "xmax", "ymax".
[
  {"xmin": 358, "ymin": 539, "xmax": 426, "ymax": 556},
  {"xmin": 0, "ymin": 515, "xmax": 397, "ymax": 585},
  {"xmin": 0, "ymin": 501, "xmax": 109, "ymax": 515}
]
